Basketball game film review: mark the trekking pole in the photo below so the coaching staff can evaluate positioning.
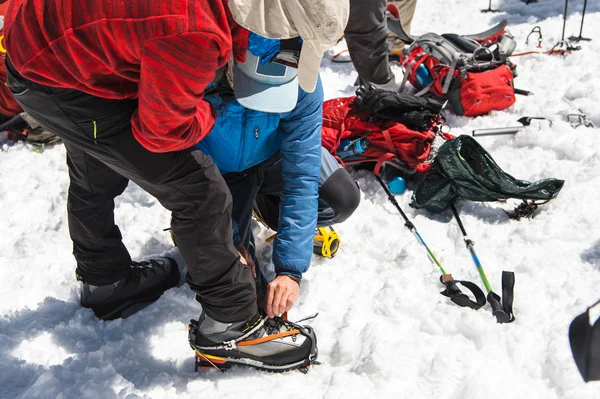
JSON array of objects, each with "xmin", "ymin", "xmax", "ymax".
[
  {"xmin": 544, "ymin": 0, "xmax": 581, "ymax": 55},
  {"xmin": 481, "ymin": 0, "xmax": 500, "ymax": 13},
  {"xmin": 569, "ymin": 0, "xmax": 592, "ymax": 42},
  {"xmin": 450, "ymin": 203, "xmax": 515, "ymax": 323},
  {"xmin": 561, "ymin": 0, "xmax": 569, "ymax": 43},
  {"xmin": 375, "ymin": 174, "xmax": 485, "ymax": 310}
]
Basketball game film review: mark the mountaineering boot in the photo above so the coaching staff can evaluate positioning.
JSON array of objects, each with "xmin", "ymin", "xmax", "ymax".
[
  {"xmin": 80, "ymin": 257, "xmax": 180, "ymax": 320},
  {"xmin": 313, "ymin": 226, "xmax": 340, "ymax": 258},
  {"xmin": 188, "ymin": 312, "xmax": 318, "ymax": 372}
]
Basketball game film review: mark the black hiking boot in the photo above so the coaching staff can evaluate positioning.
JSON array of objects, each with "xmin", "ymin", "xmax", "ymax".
[
  {"xmin": 188, "ymin": 313, "xmax": 318, "ymax": 372},
  {"xmin": 80, "ymin": 257, "xmax": 180, "ymax": 320}
]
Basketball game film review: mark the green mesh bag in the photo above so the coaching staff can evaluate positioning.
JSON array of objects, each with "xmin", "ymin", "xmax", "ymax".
[{"xmin": 411, "ymin": 135, "xmax": 564, "ymax": 213}]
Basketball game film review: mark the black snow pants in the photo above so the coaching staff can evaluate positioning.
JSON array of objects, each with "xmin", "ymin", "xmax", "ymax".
[{"xmin": 5, "ymin": 57, "xmax": 257, "ymax": 323}]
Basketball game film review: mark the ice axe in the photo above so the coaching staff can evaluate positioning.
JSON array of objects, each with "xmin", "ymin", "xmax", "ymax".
[{"xmin": 472, "ymin": 117, "xmax": 552, "ymax": 137}]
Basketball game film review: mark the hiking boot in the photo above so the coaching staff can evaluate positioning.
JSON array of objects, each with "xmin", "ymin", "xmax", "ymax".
[
  {"xmin": 313, "ymin": 226, "xmax": 340, "ymax": 258},
  {"xmin": 188, "ymin": 313, "xmax": 318, "ymax": 372},
  {"xmin": 80, "ymin": 257, "xmax": 180, "ymax": 320}
]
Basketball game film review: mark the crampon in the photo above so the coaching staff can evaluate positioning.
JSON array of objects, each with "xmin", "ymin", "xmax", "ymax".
[{"xmin": 188, "ymin": 314, "xmax": 319, "ymax": 373}]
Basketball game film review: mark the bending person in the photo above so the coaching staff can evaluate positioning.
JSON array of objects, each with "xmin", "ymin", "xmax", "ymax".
[{"xmin": 4, "ymin": 0, "xmax": 349, "ymax": 371}]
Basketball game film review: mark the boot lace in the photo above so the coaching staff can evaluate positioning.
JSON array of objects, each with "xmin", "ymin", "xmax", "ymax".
[
  {"xmin": 124, "ymin": 259, "xmax": 166, "ymax": 287},
  {"xmin": 264, "ymin": 316, "xmax": 295, "ymax": 335}
]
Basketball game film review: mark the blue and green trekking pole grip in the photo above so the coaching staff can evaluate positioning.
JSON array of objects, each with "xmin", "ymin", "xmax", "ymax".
[{"xmin": 450, "ymin": 203, "xmax": 515, "ymax": 323}]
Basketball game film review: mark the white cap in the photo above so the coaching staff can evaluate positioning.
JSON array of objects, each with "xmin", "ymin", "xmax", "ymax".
[{"xmin": 227, "ymin": 0, "xmax": 349, "ymax": 93}]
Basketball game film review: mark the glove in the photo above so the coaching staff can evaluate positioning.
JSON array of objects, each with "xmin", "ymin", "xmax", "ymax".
[
  {"xmin": 354, "ymin": 85, "xmax": 444, "ymax": 131},
  {"xmin": 354, "ymin": 85, "xmax": 399, "ymax": 117}
]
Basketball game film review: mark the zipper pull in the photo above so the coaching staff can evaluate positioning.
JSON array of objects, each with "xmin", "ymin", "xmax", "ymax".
[
  {"xmin": 254, "ymin": 127, "xmax": 259, "ymax": 139},
  {"xmin": 92, "ymin": 120, "xmax": 97, "ymax": 144}
]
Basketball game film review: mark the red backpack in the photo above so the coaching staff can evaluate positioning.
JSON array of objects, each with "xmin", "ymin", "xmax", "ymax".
[
  {"xmin": 321, "ymin": 96, "xmax": 447, "ymax": 175},
  {"xmin": 387, "ymin": 11, "xmax": 518, "ymax": 117}
]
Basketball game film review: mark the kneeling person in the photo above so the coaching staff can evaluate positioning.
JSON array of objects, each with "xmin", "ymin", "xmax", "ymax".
[{"xmin": 196, "ymin": 48, "xmax": 360, "ymax": 318}]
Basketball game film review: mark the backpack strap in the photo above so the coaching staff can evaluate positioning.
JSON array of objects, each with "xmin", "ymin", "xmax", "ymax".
[
  {"xmin": 442, "ymin": 56, "xmax": 460, "ymax": 94},
  {"xmin": 399, "ymin": 53, "xmax": 435, "ymax": 96},
  {"xmin": 414, "ymin": 81, "xmax": 435, "ymax": 97},
  {"xmin": 408, "ymin": 33, "xmax": 466, "ymax": 95},
  {"xmin": 380, "ymin": 129, "xmax": 398, "ymax": 158},
  {"xmin": 417, "ymin": 33, "xmax": 462, "ymax": 66},
  {"xmin": 374, "ymin": 153, "xmax": 398, "ymax": 176},
  {"xmin": 399, "ymin": 56, "xmax": 419, "ymax": 92}
]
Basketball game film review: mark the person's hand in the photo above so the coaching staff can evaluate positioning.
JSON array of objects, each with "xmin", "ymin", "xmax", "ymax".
[
  {"xmin": 235, "ymin": 244, "xmax": 256, "ymax": 278},
  {"xmin": 265, "ymin": 275, "xmax": 300, "ymax": 318}
]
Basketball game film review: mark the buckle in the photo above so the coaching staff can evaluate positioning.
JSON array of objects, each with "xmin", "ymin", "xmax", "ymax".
[{"xmin": 223, "ymin": 339, "xmax": 237, "ymax": 350}]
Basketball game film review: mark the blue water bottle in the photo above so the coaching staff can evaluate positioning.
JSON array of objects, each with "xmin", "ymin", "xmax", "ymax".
[
  {"xmin": 415, "ymin": 64, "xmax": 433, "ymax": 87},
  {"xmin": 336, "ymin": 138, "xmax": 369, "ymax": 160},
  {"xmin": 384, "ymin": 166, "xmax": 407, "ymax": 195}
]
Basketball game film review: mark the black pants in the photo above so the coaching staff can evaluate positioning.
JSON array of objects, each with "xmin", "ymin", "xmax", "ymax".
[
  {"xmin": 223, "ymin": 154, "xmax": 283, "ymax": 308},
  {"xmin": 5, "ymin": 58, "xmax": 256, "ymax": 323}
]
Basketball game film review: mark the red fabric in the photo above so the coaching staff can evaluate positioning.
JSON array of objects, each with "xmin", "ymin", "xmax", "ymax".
[
  {"xmin": 0, "ymin": 4, "xmax": 22, "ymax": 117},
  {"xmin": 321, "ymin": 96, "xmax": 437, "ymax": 172},
  {"xmin": 0, "ymin": 55, "xmax": 23, "ymax": 117},
  {"xmin": 321, "ymin": 96, "xmax": 354, "ymax": 153},
  {"xmin": 3, "ymin": 0, "xmax": 249, "ymax": 152},
  {"xmin": 459, "ymin": 65, "xmax": 515, "ymax": 116}
]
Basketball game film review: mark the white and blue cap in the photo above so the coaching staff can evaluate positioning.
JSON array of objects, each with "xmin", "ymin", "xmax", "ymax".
[{"xmin": 234, "ymin": 51, "xmax": 298, "ymax": 113}]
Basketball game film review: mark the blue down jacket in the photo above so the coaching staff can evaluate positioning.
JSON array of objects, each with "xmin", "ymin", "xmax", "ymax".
[{"xmin": 196, "ymin": 79, "xmax": 323, "ymax": 278}]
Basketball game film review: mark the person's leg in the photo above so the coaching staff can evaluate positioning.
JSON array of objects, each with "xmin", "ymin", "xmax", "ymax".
[
  {"xmin": 257, "ymin": 148, "xmax": 360, "ymax": 228},
  {"xmin": 387, "ymin": 0, "xmax": 418, "ymax": 53},
  {"xmin": 6, "ymin": 59, "xmax": 256, "ymax": 323},
  {"xmin": 317, "ymin": 149, "xmax": 361, "ymax": 226},
  {"xmin": 223, "ymin": 170, "xmax": 262, "ymax": 255},
  {"xmin": 223, "ymin": 155, "xmax": 283, "ymax": 311},
  {"xmin": 65, "ymin": 142, "xmax": 132, "ymax": 285},
  {"xmin": 345, "ymin": 0, "xmax": 395, "ymax": 88},
  {"xmin": 392, "ymin": 0, "xmax": 417, "ymax": 33}
]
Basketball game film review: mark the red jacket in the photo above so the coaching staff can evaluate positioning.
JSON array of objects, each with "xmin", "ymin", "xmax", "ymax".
[
  {"xmin": 3, "ymin": 0, "xmax": 248, "ymax": 152},
  {"xmin": 0, "ymin": 2, "xmax": 23, "ymax": 117},
  {"xmin": 0, "ymin": 56, "xmax": 23, "ymax": 117}
]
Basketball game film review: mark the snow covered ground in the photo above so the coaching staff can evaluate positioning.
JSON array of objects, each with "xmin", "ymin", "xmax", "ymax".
[{"xmin": 1, "ymin": 0, "xmax": 600, "ymax": 397}]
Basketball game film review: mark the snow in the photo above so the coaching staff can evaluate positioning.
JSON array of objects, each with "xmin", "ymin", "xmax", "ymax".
[{"xmin": 1, "ymin": 0, "xmax": 600, "ymax": 397}]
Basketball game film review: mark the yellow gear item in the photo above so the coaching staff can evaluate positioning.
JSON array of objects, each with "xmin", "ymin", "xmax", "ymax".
[
  {"xmin": 312, "ymin": 226, "xmax": 340, "ymax": 258},
  {"xmin": 253, "ymin": 209, "xmax": 340, "ymax": 258}
]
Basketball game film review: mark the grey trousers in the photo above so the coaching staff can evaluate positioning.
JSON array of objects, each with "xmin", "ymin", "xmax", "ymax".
[{"xmin": 345, "ymin": 0, "xmax": 417, "ymax": 88}]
